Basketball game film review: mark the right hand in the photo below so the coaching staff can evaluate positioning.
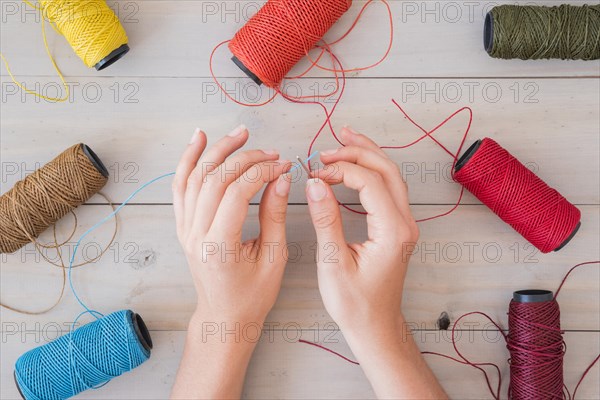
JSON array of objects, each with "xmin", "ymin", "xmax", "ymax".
[{"xmin": 306, "ymin": 126, "xmax": 419, "ymax": 337}]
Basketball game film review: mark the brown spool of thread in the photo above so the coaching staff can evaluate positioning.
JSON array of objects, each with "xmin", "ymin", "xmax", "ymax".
[{"xmin": 0, "ymin": 144, "xmax": 108, "ymax": 254}]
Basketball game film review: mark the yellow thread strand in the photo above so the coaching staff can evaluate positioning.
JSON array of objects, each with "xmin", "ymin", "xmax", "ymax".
[{"xmin": 0, "ymin": 16, "xmax": 69, "ymax": 102}]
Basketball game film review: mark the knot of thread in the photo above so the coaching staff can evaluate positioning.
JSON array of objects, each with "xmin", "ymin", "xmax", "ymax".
[
  {"xmin": 229, "ymin": 0, "xmax": 352, "ymax": 87},
  {"xmin": 507, "ymin": 299, "xmax": 564, "ymax": 399},
  {"xmin": 14, "ymin": 310, "xmax": 151, "ymax": 400},
  {"xmin": 487, "ymin": 4, "xmax": 600, "ymax": 60},
  {"xmin": 0, "ymin": 144, "xmax": 107, "ymax": 254},
  {"xmin": 40, "ymin": 0, "xmax": 128, "ymax": 67},
  {"xmin": 453, "ymin": 138, "xmax": 580, "ymax": 254}
]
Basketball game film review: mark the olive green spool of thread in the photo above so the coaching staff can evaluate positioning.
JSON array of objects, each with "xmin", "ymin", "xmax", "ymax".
[{"xmin": 484, "ymin": 4, "xmax": 600, "ymax": 60}]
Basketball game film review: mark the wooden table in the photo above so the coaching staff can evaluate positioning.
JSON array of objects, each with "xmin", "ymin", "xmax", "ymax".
[{"xmin": 1, "ymin": 1, "xmax": 599, "ymax": 398}]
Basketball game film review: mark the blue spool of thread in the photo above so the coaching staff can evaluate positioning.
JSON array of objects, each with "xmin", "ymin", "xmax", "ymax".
[{"xmin": 14, "ymin": 310, "xmax": 152, "ymax": 400}]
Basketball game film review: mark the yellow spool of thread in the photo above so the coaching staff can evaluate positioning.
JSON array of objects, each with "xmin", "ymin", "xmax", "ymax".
[
  {"xmin": 1, "ymin": 0, "xmax": 129, "ymax": 101},
  {"xmin": 41, "ymin": 0, "xmax": 129, "ymax": 70}
]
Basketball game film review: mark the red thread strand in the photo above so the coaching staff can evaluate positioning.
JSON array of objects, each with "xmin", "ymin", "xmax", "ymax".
[
  {"xmin": 211, "ymin": 0, "xmax": 394, "ymax": 214},
  {"xmin": 298, "ymin": 339, "xmax": 360, "ymax": 365},
  {"xmin": 209, "ymin": 0, "xmax": 394, "ymax": 161}
]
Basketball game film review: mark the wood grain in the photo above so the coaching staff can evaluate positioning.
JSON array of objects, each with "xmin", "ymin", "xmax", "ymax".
[
  {"xmin": 1, "ymin": 0, "xmax": 598, "ymax": 398},
  {"xmin": 1, "ymin": 329, "xmax": 598, "ymax": 399},
  {"xmin": 1, "ymin": 1, "xmax": 599, "ymax": 78},
  {"xmin": 2, "ymin": 77, "xmax": 598, "ymax": 204},
  {"xmin": 2, "ymin": 204, "xmax": 598, "ymax": 331}
]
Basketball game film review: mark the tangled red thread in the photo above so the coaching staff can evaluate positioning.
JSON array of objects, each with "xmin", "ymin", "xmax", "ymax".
[
  {"xmin": 300, "ymin": 261, "xmax": 600, "ymax": 400},
  {"xmin": 210, "ymin": 0, "xmax": 394, "ymax": 145}
]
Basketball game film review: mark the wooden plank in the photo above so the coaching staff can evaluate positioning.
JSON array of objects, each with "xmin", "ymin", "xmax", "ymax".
[
  {"xmin": 1, "ymin": 329, "xmax": 598, "ymax": 399},
  {"xmin": 2, "ymin": 204, "xmax": 598, "ymax": 331},
  {"xmin": 2, "ymin": 77, "xmax": 598, "ymax": 204},
  {"xmin": 1, "ymin": 1, "xmax": 599, "ymax": 78}
]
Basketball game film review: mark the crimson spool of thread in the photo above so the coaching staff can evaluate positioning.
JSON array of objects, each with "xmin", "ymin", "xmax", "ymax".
[
  {"xmin": 228, "ymin": 0, "xmax": 352, "ymax": 87},
  {"xmin": 454, "ymin": 138, "xmax": 580, "ymax": 253},
  {"xmin": 508, "ymin": 290, "xmax": 563, "ymax": 399}
]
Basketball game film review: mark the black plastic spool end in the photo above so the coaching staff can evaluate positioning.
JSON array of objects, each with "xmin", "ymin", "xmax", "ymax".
[
  {"xmin": 231, "ymin": 56, "xmax": 263, "ymax": 86},
  {"xmin": 81, "ymin": 144, "xmax": 109, "ymax": 178},
  {"xmin": 513, "ymin": 289, "xmax": 554, "ymax": 303},
  {"xmin": 483, "ymin": 11, "xmax": 494, "ymax": 54},
  {"xmin": 94, "ymin": 44, "xmax": 130, "ymax": 71},
  {"xmin": 454, "ymin": 139, "xmax": 482, "ymax": 173},
  {"xmin": 554, "ymin": 221, "xmax": 581, "ymax": 252},
  {"xmin": 131, "ymin": 312, "xmax": 153, "ymax": 353}
]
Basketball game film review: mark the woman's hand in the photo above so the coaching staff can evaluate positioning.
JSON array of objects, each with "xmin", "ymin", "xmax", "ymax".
[
  {"xmin": 307, "ymin": 125, "xmax": 418, "ymax": 334},
  {"xmin": 306, "ymin": 126, "xmax": 447, "ymax": 399},
  {"xmin": 171, "ymin": 125, "xmax": 291, "ymax": 399},
  {"xmin": 173, "ymin": 125, "xmax": 291, "ymax": 324}
]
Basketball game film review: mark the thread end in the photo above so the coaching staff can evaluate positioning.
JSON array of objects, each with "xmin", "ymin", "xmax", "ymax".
[{"xmin": 95, "ymin": 44, "xmax": 130, "ymax": 71}]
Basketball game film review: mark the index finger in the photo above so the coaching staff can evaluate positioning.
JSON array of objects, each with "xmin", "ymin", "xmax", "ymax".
[
  {"xmin": 172, "ymin": 129, "xmax": 207, "ymax": 237},
  {"xmin": 312, "ymin": 161, "xmax": 407, "ymax": 244},
  {"xmin": 320, "ymin": 145, "xmax": 412, "ymax": 222}
]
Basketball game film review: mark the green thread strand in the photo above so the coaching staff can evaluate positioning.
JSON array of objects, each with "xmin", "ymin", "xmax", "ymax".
[{"xmin": 486, "ymin": 4, "xmax": 600, "ymax": 60}]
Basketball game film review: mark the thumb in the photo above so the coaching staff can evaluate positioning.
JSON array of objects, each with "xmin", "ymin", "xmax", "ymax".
[{"xmin": 306, "ymin": 179, "xmax": 347, "ymax": 262}]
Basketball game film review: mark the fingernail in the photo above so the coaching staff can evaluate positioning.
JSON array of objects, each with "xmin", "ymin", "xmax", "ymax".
[
  {"xmin": 307, "ymin": 179, "xmax": 327, "ymax": 202},
  {"xmin": 228, "ymin": 124, "xmax": 247, "ymax": 137},
  {"xmin": 190, "ymin": 128, "xmax": 201, "ymax": 144},
  {"xmin": 263, "ymin": 149, "xmax": 279, "ymax": 155},
  {"xmin": 343, "ymin": 125, "xmax": 359, "ymax": 135},
  {"xmin": 276, "ymin": 173, "xmax": 292, "ymax": 197},
  {"xmin": 320, "ymin": 148, "xmax": 338, "ymax": 156}
]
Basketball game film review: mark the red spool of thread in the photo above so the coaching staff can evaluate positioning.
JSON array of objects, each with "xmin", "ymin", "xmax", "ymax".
[
  {"xmin": 228, "ymin": 0, "xmax": 352, "ymax": 87},
  {"xmin": 453, "ymin": 138, "xmax": 581, "ymax": 253},
  {"xmin": 508, "ymin": 290, "xmax": 564, "ymax": 399}
]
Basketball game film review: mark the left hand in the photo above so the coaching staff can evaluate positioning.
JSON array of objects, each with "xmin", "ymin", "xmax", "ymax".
[{"xmin": 172, "ymin": 125, "xmax": 292, "ymax": 326}]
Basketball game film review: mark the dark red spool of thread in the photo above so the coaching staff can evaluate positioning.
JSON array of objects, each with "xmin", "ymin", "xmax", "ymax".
[
  {"xmin": 508, "ymin": 290, "xmax": 564, "ymax": 399},
  {"xmin": 229, "ymin": 0, "xmax": 352, "ymax": 87},
  {"xmin": 454, "ymin": 138, "xmax": 581, "ymax": 253}
]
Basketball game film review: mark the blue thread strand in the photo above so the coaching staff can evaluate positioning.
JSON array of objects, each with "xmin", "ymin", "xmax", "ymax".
[
  {"xmin": 68, "ymin": 172, "xmax": 175, "ymax": 317},
  {"xmin": 15, "ymin": 173, "xmax": 173, "ymax": 400},
  {"xmin": 289, "ymin": 151, "xmax": 319, "ymax": 172}
]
